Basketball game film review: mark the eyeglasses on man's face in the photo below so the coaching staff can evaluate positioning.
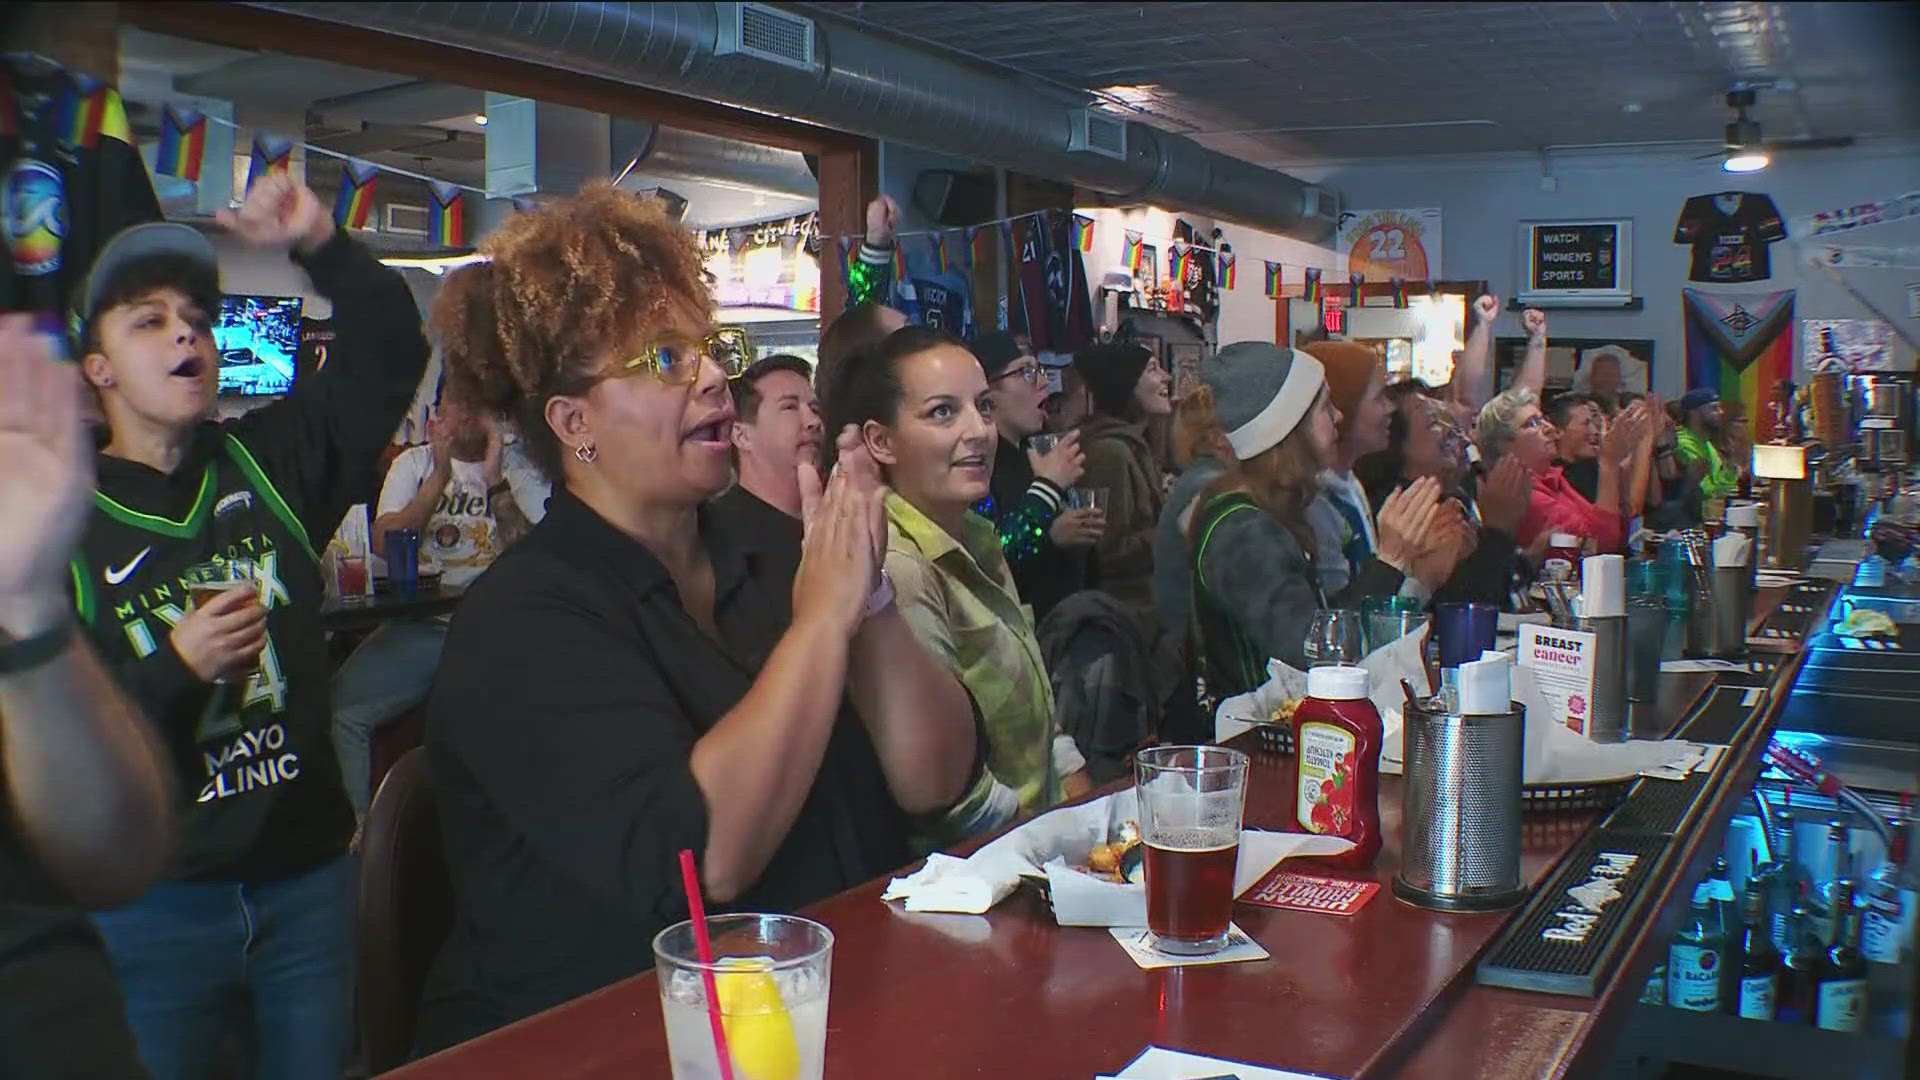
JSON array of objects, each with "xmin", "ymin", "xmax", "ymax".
[{"xmin": 623, "ymin": 327, "xmax": 753, "ymax": 383}]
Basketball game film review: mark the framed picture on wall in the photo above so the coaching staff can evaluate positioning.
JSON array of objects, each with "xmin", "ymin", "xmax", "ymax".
[
  {"xmin": 1514, "ymin": 219, "xmax": 1635, "ymax": 307},
  {"xmin": 1494, "ymin": 337, "xmax": 1655, "ymax": 399}
]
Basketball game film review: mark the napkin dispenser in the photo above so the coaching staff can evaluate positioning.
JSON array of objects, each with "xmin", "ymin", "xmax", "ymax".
[{"xmin": 1394, "ymin": 656, "xmax": 1526, "ymax": 912}]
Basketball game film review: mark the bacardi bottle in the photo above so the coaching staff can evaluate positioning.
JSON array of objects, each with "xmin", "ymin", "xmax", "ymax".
[
  {"xmin": 1861, "ymin": 815, "xmax": 1914, "ymax": 968},
  {"xmin": 1668, "ymin": 881, "xmax": 1728, "ymax": 1012},
  {"xmin": 1810, "ymin": 819, "xmax": 1853, "ymax": 947}
]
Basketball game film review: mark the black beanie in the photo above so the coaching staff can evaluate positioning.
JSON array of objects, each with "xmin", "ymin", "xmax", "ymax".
[{"xmin": 1073, "ymin": 342, "xmax": 1152, "ymax": 417}]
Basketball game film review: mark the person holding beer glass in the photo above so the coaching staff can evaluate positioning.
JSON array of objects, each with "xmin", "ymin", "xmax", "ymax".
[
  {"xmin": 416, "ymin": 186, "xmax": 979, "ymax": 1054},
  {"xmin": 70, "ymin": 175, "xmax": 429, "ymax": 1079},
  {"xmin": 822, "ymin": 327, "xmax": 1092, "ymax": 841},
  {"xmin": 1186, "ymin": 343, "xmax": 1469, "ymax": 698}
]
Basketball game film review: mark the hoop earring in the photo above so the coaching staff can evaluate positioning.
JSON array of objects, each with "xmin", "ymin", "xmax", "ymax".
[{"xmin": 574, "ymin": 443, "xmax": 598, "ymax": 464}]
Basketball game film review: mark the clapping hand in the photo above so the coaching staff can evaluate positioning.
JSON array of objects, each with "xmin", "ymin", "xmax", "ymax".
[
  {"xmin": 0, "ymin": 315, "xmax": 90, "ymax": 637},
  {"xmin": 1602, "ymin": 400, "xmax": 1652, "ymax": 465},
  {"xmin": 796, "ymin": 426, "xmax": 889, "ymax": 631},
  {"xmin": 1375, "ymin": 475, "xmax": 1446, "ymax": 574},
  {"xmin": 1476, "ymin": 455, "xmax": 1533, "ymax": 536}
]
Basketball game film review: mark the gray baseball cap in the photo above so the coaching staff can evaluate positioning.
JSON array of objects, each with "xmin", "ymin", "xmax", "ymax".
[{"xmin": 72, "ymin": 221, "xmax": 220, "ymax": 338}]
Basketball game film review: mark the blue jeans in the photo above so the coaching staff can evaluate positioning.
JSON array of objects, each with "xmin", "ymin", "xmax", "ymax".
[
  {"xmin": 91, "ymin": 856, "xmax": 356, "ymax": 1080},
  {"xmin": 331, "ymin": 617, "xmax": 447, "ymax": 818}
]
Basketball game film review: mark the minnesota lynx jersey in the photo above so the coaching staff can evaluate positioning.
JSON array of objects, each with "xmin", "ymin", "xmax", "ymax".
[{"xmin": 71, "ymin": 434, "xmax": 352, "ymax": 881}]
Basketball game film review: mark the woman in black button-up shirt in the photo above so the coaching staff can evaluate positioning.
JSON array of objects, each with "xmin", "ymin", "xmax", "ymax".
[{"xmin": 412, "ymin": 186, "xmax": 979, "ymax": 1054}]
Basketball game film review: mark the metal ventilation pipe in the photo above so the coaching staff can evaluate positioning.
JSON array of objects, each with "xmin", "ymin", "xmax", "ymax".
[
  {"xmin": 245, "ymin": 2, "xmax": 1335, "ymax": 239},
  {"xmin": 611, "ymin": 118, "xmax": 817, "ymax": 201}
]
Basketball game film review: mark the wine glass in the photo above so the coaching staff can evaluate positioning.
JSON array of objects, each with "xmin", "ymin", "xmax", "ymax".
[{"xmin": 1303, "ymin": 609, "xmax": 1363, "ymax": 667}]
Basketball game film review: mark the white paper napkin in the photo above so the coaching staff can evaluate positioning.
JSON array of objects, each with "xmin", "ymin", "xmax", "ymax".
[
  {"xmin": 881, "ymin": 790, "xmax": 1354, "ymax": 923},
  {"xmin": 1215, "ymin": 630, "xmax": 1432, "ymax": 743}
]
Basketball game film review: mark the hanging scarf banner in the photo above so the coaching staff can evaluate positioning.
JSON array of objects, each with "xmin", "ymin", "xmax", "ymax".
[
  {"xmin": 1805, "ymin": 243, "xmax": 1920, "ymax": 269},
  {"xmin": 1792, "ymin": 192, "xmax": 1920, "ymax": 239}
]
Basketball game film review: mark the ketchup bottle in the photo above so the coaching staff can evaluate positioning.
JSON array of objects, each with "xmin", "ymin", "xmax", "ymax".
[
  {"xmin": 1543, "ymin": 532, "xmax": 1582, "ymax": 583},
  {"xmin": 1285, "ymin": 665, "xmax": 1383, "ymax": 870}
]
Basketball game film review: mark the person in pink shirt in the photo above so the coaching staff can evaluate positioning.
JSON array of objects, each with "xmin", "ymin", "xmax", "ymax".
[{"xmin": 1476, "ymin": 387, "xmax": 1648, "ymax": 555}]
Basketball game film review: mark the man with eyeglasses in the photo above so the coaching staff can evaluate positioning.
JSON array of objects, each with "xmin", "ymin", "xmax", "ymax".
[{"xmin": 971, "ymin": 332, "xmax": 1102, "ymax": 623}]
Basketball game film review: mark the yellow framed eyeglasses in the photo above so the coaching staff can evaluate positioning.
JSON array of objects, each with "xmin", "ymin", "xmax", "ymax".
[{"xmin": 622, "ymin": 327, "xmax": 753, "ymax": 383}]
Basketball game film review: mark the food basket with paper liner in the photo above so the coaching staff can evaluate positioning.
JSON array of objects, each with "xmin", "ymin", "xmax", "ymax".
[
  {"xmin": 1215, "ymin": 634, "xmax": 1721, "ymax": 814},
  {"xmin": 882, "ymin": 788, "xmax": 1353, "ymax": 926}
]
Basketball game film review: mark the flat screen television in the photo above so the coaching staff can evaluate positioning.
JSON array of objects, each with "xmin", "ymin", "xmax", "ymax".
[{"xmin": 214, "ymin": 294, "xmax": 303, "ymax": 396}]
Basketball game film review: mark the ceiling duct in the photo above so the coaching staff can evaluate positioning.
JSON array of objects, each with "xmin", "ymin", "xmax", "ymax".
[
  {"xmin": 243, "ymin": 1, "xmax": 1336, "ymax": 240},
  {"xmin": 611, "ymin": 118, "xmax": 816, "ymax": 200}
]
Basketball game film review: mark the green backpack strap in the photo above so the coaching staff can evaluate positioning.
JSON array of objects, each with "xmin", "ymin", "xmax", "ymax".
[{"xmin": 1192, "ymin": 492, "xmax": 1261, "ymax": 596}]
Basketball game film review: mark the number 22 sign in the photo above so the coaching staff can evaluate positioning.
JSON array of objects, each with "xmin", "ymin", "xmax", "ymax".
[{"xmin": 1337, "ymin": 208, "xmax": 1442, "ymax": 285}]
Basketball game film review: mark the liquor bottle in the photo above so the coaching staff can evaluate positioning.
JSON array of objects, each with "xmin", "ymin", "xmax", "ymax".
[
  {"xmin": 1705, "ymin": 855, "xmax": 1739, "ymax": 1010},
  {"xmin": 1810, "ymin": 819, "xmax": 1853, "ymax": 947},
  {"xmin": 1813, "ymin": 894, "xmax": 1870, "ymax": 1033},
  {"xmin": 1667, "ymin": 881, "xmax": 1728, "ymax": 1012},
  {"xmin": 1736, "ymin": 879, "xmax": 1780, "ymax": 1021},
  {"xmin": 1778, "ymin": 897, "xmax": 1821, "ymax": 1024},
  {"xmin": 1861, "ymin": 815, "xmax": 1915, "ymax": 968},
  {"xmin": 1764, "ymin": 793, "xmax": 1810, "ymax": 953}
]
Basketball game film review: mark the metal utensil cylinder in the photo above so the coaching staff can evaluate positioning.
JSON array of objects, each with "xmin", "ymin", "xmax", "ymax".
[
  {"xmin": 1393, "ymin": 697, "xmax": 1526, "ymax": 911},
  {"xmin": 1713, "ymin": 566, "xmax": 1749, "ymax": 658},
  {"xmin": 1578, "ymin": 614, "xmax": 1629, "ymax": 743}
]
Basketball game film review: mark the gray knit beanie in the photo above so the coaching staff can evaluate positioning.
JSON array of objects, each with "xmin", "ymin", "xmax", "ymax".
[{"xmin": 1200, "ymin": 342, "xmax": 1327, "ymax": 461}]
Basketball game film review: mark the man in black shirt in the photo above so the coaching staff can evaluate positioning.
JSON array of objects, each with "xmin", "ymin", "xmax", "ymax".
[
  {"xmin": 717, "ymin": 352, "xmax": 821, "ymax": 532},
  {"xmin": 71, "ymin": 177, "xmax": 429, "ymax": 1079},
  {"xmin": 0, "ymin": 313, "xmax": 174, "ymax": 1080}
]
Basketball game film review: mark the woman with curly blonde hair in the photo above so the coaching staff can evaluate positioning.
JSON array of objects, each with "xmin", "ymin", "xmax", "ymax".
[{"xmin": 414, "ymin": 185, "xmax": 979, "ymax": 1053}]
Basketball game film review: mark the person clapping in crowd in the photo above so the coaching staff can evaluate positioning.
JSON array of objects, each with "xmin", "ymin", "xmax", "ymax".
[
  {"xmin": 825, "ymin": 327, "xmax": 1092, "ymax": 839},
  {"xmin": 1187, "ymin": 343, "xmax": 1469, "ymax": 698},
  {"xmin": 1477, "ymin": 385, "xmax": 1650, "ymax": 557},
  {"xmin": 416, "ymin": 186, "xmax": 978, "ymax": 1052}
]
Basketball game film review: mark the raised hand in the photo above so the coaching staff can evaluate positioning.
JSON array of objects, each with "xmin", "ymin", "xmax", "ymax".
[
  {"xmin": 1472, "ymin": 294, "xmax": 1501, "ymax": 325},
  {"xmin": 865, "ymin": 195, "xmax": 900, "ymax": 248},
  {"xmin": 1476, "ymin": 455, "xmax": 1533, "ymax": 536},
  {"xmin": 216, "ymin": 174, "xmax": 334, "ymax": 255},
  {"xmin": 1410, "ymin": 502, "xmax": 1476, "ymax": 592},
  {"xmin": 1029, "ymin": 429, "xmax": 1085, "ymax": 489},
  {"xmin": 1522, "ymin": 307, "xmax": 1548, "ymax": 341},
  {"xmin": 0, "ymin": 315, "xmax": 91, "ymax": 636}
]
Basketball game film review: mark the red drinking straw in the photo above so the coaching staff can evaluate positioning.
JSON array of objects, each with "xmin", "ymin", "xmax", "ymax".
[{"xmin": 678, "ymin": 848, "xmax": 735, "ymax": 1080}]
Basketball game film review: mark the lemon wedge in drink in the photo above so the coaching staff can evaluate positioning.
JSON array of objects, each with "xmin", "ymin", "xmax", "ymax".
[{"xmin": 713, "ymin": 957, "xmax": 800, "ymax": 1080}]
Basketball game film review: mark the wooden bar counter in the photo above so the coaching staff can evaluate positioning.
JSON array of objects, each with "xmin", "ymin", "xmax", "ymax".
[{"xmin": 388, "ymin": 588, "xmax": 1815, "ymax": 1079}]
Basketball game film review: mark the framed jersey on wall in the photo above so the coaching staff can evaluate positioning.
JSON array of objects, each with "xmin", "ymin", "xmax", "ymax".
[{"xmin": 1674, "ymin": 192, "xmax": 1786, "ymax": 284}]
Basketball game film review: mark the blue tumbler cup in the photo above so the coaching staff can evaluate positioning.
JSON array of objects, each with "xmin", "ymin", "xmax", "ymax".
[
  {"xmin": 384, "ymin": 529, "xmax": 421, "ymax": 598},
  {"xmin": 1434, "ymin": 601, "xmax": 1498, "ymax": 670}
]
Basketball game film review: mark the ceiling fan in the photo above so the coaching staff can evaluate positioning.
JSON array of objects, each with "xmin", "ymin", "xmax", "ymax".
[{"xmin": 1695, "ymin": 88, "xmax": 1855, "ymax": 172}]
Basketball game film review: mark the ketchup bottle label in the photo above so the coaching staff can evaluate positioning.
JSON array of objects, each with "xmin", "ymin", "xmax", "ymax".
[{"xmin": 1298, "ymin": 722, "xmax": 1358, "ymax": 835}]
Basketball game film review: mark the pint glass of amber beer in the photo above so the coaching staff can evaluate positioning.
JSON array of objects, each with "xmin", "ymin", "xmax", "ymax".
[{"xmin": 1135, "ymin": 745, "xmax": 1249, "ymax": 955}]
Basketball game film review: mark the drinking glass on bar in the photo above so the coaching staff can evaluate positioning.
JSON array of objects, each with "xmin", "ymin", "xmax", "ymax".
[
  {"xmin": 1303, "ymin": 608, "xmax": 1363, "ymax": 667},
  {"xmin": 1135, "ymin": 745, "xmax": 1250, "ymax": 956},
  {"xmin": 654, "ymin": 913, "xmax": 832, "ymax": 1080}
]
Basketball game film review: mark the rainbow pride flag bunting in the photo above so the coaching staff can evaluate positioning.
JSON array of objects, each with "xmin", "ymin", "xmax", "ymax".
[
  {"xmin": 247, "ymin": 133, "xmax": 294, "ymax": 192},
  {"xmin": 891, "ymin": 242, "xmax": 908, "ymax": 281},
  {"xmin": 1389, "ymin": 277, "xmax": 1408, "ymax": 309},
  {"xmin": 959, "ymin": 226, "xmax": 978, "ymax": 271},
  {"xmin": 154, "ymin": 105, "xmax": 206, "ymax": 182},
  {"xmin": 427, "ymin": 179, "xmax": 466, "ymax": 247},
  {"xmin": 932, "ymin": 232, "xmax": 951, "ymax": 275},
  {"xmin": 332, "ymin": 158, "xmax": 380, "ymax": 229},
  {"xmin": 1123, "ymin": 230, "xmax": 1144, "ymax": 274},
  {"xmin": 1304, "ymin": 267, "xmax": 1322, "ymax": 303},
  {"xmin": 1219, "ymin": 251, "xmax": 1236, "ymax": 290},
  {"xmin": 1263, "ymin": 260, "xmax": 1282, "ymax": 298},
  {"xmin": 1348, "ymin": 272, "xmax": 1365, "ymax": 308},
  {"xmin": 1072, "ymin": 214, "xmax": 1096, "ymax": 253}
]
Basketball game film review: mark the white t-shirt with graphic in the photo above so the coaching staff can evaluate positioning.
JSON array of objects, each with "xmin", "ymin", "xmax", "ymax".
[{"xmin": 376, "ymin": 443, "xmax": 549, "ymax": 587}]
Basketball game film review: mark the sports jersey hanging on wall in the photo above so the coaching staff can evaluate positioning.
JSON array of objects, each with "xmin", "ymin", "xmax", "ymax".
[
  {"xmin": 1673, "ymin": 192, "xmax": 1786, "ymax": 284},
  {"xmin": 1682, "ymin": 288, "xmax": 1794, "ymax": 448}
]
